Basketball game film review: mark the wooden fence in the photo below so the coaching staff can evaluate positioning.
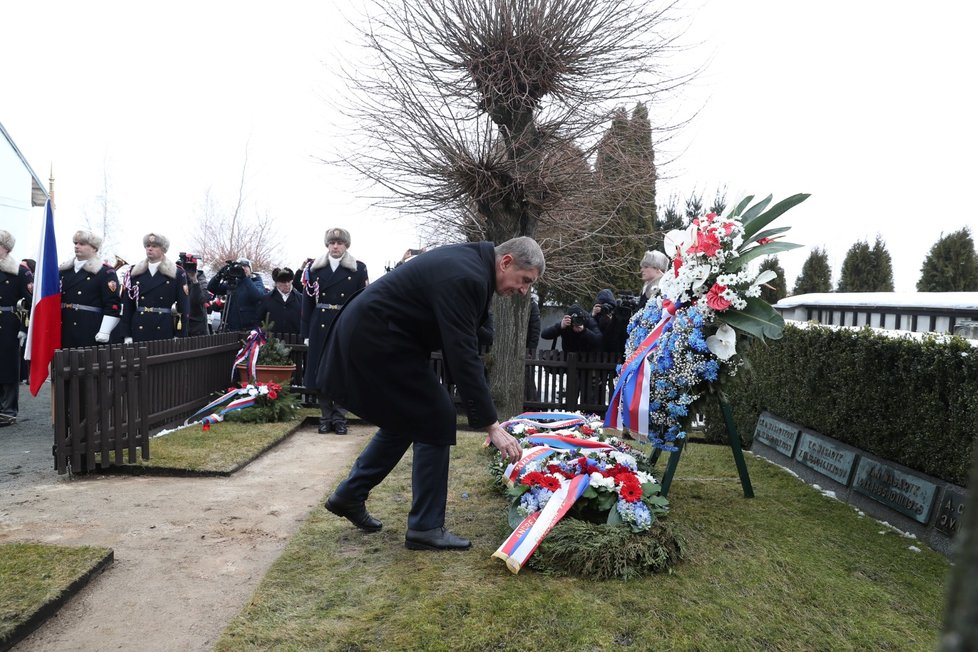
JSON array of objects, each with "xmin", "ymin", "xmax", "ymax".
[{"xmin": 50, "ymin": 332, "xmax": 620, "ymax": 474}]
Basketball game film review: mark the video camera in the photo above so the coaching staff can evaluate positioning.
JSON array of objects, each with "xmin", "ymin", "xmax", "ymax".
[
  {"xmin": 596, "ymin": 294, "xmax": 640, "ymax": 320},
  {"xmin": 178, "ymin": 252, "xmax": 201, "ymax": 274},
  {"xmin": 217, "ymin": 260, "xmax": 248, "ymax": 286}
]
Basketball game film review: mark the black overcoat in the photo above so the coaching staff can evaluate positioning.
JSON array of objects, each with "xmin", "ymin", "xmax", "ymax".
[
  {"xmin": 59, "ymin": 259, "xmax": 122, "ymax": 349},
  {"xmin": 301, "ymin": 254, "xmax": 368, "ymax": 387},
  {"xmin": 317, "ymin": 242, "xmax": 497, "ymax": 445},
  {"xmin": 258, "ymin": 289, "xmax": 301, "ymax": 335},
  {"xmin": 0, "ymin": 261, "xmax": 32, "ymax": 384},
  {"xmin": 118, "ymin": 259, "xmax": 190, "ymax": 341}
]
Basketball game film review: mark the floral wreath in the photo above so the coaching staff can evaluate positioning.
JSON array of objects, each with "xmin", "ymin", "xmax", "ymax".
[{"xmin": 605, "ymin": 193, "xmax": 809, "ymax": 451}]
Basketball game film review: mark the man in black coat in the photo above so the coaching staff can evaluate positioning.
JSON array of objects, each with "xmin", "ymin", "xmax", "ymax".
[
  {"xmin": 59, "ymin": 230, "xmax": 122, "ymax": 348},
  {"xmin": 119, "ymin": 233, "xmax": 190, "ymax": 343},
  {"xmin": 0, "ymin": 231, "xmax": 32, "ymax": 426},
  {"xmin": 318, "ymin": 236, "xmax": 543, "ymax": 551}
]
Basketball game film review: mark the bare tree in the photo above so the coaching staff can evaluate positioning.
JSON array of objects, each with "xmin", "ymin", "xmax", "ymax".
[
  {"xmin": 332, "ymin": 0, "xmax": 691, "ymax": 416},
  {"xmin": 191, "ymin": 147, "xmax": 281, "ymax": 274},
  {"xmin": 82, "ymin": 161, "xmax": 122, "ymax": 263}
]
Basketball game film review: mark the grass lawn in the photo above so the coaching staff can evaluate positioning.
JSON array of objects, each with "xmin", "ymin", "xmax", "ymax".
[
  {"xmin": 115, "ymin": 407, "xmax": 319, "ymax": 474},
  {"xmin": 0, "ymin": 543, "xmax": 113, "ymax": 648},
  {"xmin": 215, "ymin": 435, "xmax": 951, "ymax": 651}
]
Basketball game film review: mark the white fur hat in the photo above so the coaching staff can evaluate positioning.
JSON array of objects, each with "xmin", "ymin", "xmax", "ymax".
[
  {"xmin": 0, "ymin": 229, "xmax": 14, "ymax": 253},
  {"xmin": 73, "ymin": 230, "xmax": 103, "ymax": 251},
  {"xmin": 325, "ymin": 228, "xmax": 351, "ymax": 247},
  {"xmin": 143, "ymin": 233, "xmax": 170, "ymax": 252}
]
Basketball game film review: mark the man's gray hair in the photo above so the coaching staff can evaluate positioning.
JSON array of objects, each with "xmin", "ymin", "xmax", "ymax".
[
  {"xmin": 495, "ymin": 236, "xmax": 545, "ymax": 276},
  {"xmin": 641, "ymin": 250, "xmax": 669, "ymax": 272}
]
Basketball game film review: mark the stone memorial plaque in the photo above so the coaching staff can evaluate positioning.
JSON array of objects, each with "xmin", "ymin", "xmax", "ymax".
[
  {"xmin": 753, "ymin": 413, "xmax": 799, "ymax": 457},
  {"xmin": 794, "ymin": 432, "xmax": 856, "ymax": 485},
  {"xmin": 935, "ymin": 488, "xmax": 966, "ymax": 537},
  {"xmin": 852, "ymin": 458, "xmax": 938, "ymax": 524}
]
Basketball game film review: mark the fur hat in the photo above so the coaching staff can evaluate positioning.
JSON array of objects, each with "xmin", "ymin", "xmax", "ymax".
[
  {"xmin": 237, "ymin": 257, "xmax": 251, "ymax": 267},
  {"xmin": 143, "ymin": 233, "xmax": 170, "ymax": 252},
  {"xmin": 272, "ymin": 267, "xmax": 294, "ymax": 283},
  {"xmin": 73, "ymin": 230, "xmax": 103, "ymax": 251},
  {"xmin": 325, "ymin": 228, "xmax": 351, "ymax": 247},
  {"xmin": 0, "ymin": 229, "xmax": 14, "ymax": 253}
]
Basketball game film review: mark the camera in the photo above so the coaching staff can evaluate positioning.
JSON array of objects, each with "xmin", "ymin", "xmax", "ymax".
[
  {"xmin": 596, "ymin": 302, "xmax": 616, "ymax": 317},
  {"xmin": 218, "ymin": 260, "xmax": 247, "ymax": 285},
  {"xmin": 178, "ymin": 252, "xmax": 200, "ymax": 274},
  {"xmin": 570, "ymin": 313, "xmax": 585, "ymax": 327}
]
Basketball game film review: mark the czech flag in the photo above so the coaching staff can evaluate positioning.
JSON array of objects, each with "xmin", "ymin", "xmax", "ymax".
[{"xmin": 24, "ymin": 200, "xmax": 61, "ymax": 396}]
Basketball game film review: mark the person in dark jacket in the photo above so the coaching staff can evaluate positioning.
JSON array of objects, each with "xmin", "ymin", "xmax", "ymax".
[
  {"xmin": 591, "ymin": 288, "xmax": 630, "ymax": 357},
  {"xmin": 540, "ymin": 304, "xmax": 601, "ymax": 352},
  {"xmin": 0, "ymin": 231, "xmax": 32, "ymax": 425},
  {"xmin": 59, "ymin": 230, "xmax": 122, "ymax": 348},
  {"xmin": 119, "ymin": 233, "xmax": 190, "ymax": 343},
  {"xmin": 185, "ymin": 269, "xmax": 211, "ymax": 336},
  {"xmin": 207, "ymin": 258, "xmax": 266, "ymax": 331},
  {"xmin": 301, "ymin": 228, "xmax": 369, "ymax": 434},
  {"xmin": 318, "ymin": 237, "xmax": 543, "ymax": 551},
  {"xmin": 258, "ymin": 267, "xmax": 301, "ymax": 335}
]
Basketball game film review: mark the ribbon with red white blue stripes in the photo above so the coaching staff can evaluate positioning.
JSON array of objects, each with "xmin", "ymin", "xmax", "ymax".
[
  {"xmin": 232, "ymin": 328, "xmax": 267, "ymax": 382},
  {"xmin": 604, "ymin": 301, "xmax": 678, "ymax": 438},
  {"xmin": 493, "ymin": 474, "xmax": 591, "ymax": 574},
  {"xmin": 184, "ymin": 386, "xmax": 260, "ymax": 426}
]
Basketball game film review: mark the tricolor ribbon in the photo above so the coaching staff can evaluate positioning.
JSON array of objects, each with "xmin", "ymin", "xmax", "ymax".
[
  {"xmin": 232, "ymin": 328, "xmax": 267, "ymax": 382},
  {"xmin": 492, "ymin": 474, "xmax": 591, "ymax": 574},
  {"xmin": 604, "ymin": 300, "xmax": 679, "ymax": 438},
  {"xmin": 183, "ymin": 385, "xmax": 265, "ymax": 427},
  {"xmin": 502, "ymin": 446, "xmax": 559, "ymax": 486},
  {"xmin": 524, "ymin": 434, "xmax": 616, "ymax": 451}
]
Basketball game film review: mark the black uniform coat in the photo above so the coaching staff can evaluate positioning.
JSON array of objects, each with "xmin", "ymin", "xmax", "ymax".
[
  {"xmin": 257, "ymin": 288, "xmax": 301, "ymax": 335},
  {"xmin": 317, "ymin": 242, "xmax": 498, "ymax": 446},
  {"xmin": 301, "ymin": 252, "xmax": 368, "ymax": 387},
  {"xmin": 0, "ymin": 258, "xmax": 32, "ymax": 384},
  {"xmin": 118, "ymin": 257, "xmax": 190, "ymax": 341},
  {"xmin": 59, "ymin": 258, "xmax": 122, "ymax": 349}
]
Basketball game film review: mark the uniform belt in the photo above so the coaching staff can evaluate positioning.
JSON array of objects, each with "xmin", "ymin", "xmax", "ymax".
[
  {"xmin": 136, "ymin": 306, "xmax": 174, "ymax": 314},
  {"xmin": 316, "ymin": 303, "xmax": 342, "ymax": 310},
  {"xmin": 62, "ymin": 303, "xmax": 102, "ymax": 313},
  {"xmin": 0, "ymin": 306, "xmax": 14, "ymax": 313}
]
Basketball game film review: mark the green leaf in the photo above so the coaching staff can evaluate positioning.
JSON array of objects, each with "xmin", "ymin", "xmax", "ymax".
[
  {"xmin": 719, "ymin": 297, "xmax": 786, "ymax": 340},
  {"xmin": 581, "ymin": 486, "xmax": 598, "ymax": 499},
  {"xmin": 729, "ymin": 195, "xmax": 755, "ymax": 218},
  {"xmin": 506, "ymin": 484, "xmax": 529, "ymax": 497},
  {"xmin": 606, "ymin": 506, "xmax": 623, "ymax": 527},
  {"xmin": 739, "ymin": 195, "xmax": 773, "ymax": 226},
  {"xmin": 507, "ymin": 502, "xmax": 524, "ymax": 529},
  {"xmin": 742, "ymin": 193, "xmax": 810, "ymax": 239},
  {"xmin": 729, "ymin": 241, "xmax": 803, "ymax": 270},
  {"xmin": 738, "ymin": 226, "xmax": 792, "ymax": 250}
]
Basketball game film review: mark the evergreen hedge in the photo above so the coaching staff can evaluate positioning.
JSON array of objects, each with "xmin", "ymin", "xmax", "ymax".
[{"xmin": 703, "ymin": 324, "xmax": 978, "ymax": 487}]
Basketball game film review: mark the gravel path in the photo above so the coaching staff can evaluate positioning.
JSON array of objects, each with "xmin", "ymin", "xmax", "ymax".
[{"xmin": 1, "ymin": 385, "xmax": 366, "ymax": 651}]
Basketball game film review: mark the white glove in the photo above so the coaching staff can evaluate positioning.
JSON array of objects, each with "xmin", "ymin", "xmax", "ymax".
[
  {"xmin": 97, "ymin": 315, "xmax": 120, "ymax": 342},
  {"xmin": 304, "ymin": 338, "xmax": 309, "ymax": 346},
  {"xmin": 95, "ymin": 331, "xmax": 110, "ymax": 343},
  {"xmin": 124, "ymin": 337, "xmax": 133, "ymax": 345},
  {"xmin": 18, "ymin": 331, "xmax": 27, "ymax": 346}
]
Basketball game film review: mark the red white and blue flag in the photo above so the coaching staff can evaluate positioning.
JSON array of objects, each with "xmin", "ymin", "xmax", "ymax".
[{"xmin": 25, "ymin": 200, "xmax": 61, "ymax": 396}]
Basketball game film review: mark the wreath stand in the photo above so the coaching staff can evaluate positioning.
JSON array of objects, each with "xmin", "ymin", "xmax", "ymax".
[{"xmin": 650, "ymin": 396, "xmax": 754, "ymax": 499}]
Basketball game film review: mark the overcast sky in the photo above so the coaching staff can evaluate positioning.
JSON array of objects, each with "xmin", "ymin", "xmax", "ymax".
[{"xmin": 2, "ymin": 1, "xmax": 975, "ymax": 292}]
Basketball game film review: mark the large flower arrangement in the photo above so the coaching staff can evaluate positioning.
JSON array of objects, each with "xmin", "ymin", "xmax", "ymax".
[
  {"xmin": 186, "ymin": 381, "xmax": 300, "ymax": 429},
  {"xmin": 490, "ymin": 411, "xmax": 671, "ymax": 574},
  {"xmin": 607, "ymin": 194, "xmax": 809, "ymax": 451}
]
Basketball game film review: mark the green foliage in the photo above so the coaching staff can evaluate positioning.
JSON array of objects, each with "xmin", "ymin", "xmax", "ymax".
[
  {"xmin": 254, "ymin": 317, "xmax": 294, "ymax": 366},
  {"xmin": 838, "ymin": 235, "xmax": 894, "ymax": 292},
  {"xmin": 527, "ymin": 519, "xmax": 684, "ymax": 580},
  {"xmin": 703, "ymin": 324, "xmax": 978, "ymax": 486},
  {"xmin": 917, "ymin": 227, "xmax": 978, "ymax": 291},
  {"xmin": 792, "ymin": 245, "xmax": 833, "ymax": 294},
  {"xmin": 224, "ymin": 387, "xmax": 300, "ymax": 424},
  {"xmin": 757, "ymin": 256, "xmax": 787, "ymax": 304}
]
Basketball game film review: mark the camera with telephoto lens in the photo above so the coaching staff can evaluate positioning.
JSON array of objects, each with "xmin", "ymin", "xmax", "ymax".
[
  {"xmin": 177, "ymin": 252, "xmax": 200, "ymax": 274},
  {"xmin": 218, "ymin": 260, "xmax": 247, "ymax": 286},
  {"xmin": 615, "ymin": 294, "xmax": 640, "ymax": 318},
  {"xmin": 570, "ymin": 312, "xmax": 585, "ymax": 327}
]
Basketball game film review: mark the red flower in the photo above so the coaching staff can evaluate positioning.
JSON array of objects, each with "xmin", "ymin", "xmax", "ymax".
[
  {"xmin": 521, "ymin": 471, "xmax": 545, "ymax": 487},
  {"xmin": 619, "ymin": 482, "xmax": 642, "ymax": 503},
  {"xmin": 525, "ymin": 427, "xmax": 539, "ymax": 435},
  {"xmin": 756, "ymin": 237, "xmax": 772, "ymax": 245},
  {"xmin": 688, "ymin": 229, "xmax": 722, "ymax": 258},
  {"xmin": 540, "ymin": 475, "xmax": 561, "ymax": 491},
  {"xmin": 202, "ymin": 423, "xmax": 211, "ymax": 432},
  {"xmin": 706, "ymin": 283, "xmax": 732, "ymax": 311},
  {"xmin": 673, "ymin": 252, "xmax": 683, "ymax": 276},
  {"xmin": 581, "ymin": 425, "xmax": 594, "ymax": 435},
  {"xmin": 268, "ymin": 391, "xmax": 278, "ymax": 400}
]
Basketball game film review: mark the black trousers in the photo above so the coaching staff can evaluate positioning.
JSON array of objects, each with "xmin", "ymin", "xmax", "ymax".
[
  {"xmin": 0, "ymin": 382, "xmax": 18, "ymax": 418},
  {"xmin": 334, "ymin": 428, "xmax": 450, "ymax": 531}
]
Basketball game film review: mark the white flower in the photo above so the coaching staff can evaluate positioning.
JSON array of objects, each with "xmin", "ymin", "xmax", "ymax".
[
  {"xmin": 707, "ymin": 323, "xmax": 737, "ymax": 360},
  {"xmin": 589, "ymin": 472, "xmax": 615, "ymax": 491},
  {"xmin": 664, "ymin": 226, "xmax": 695, "ymax": 257},
  {"xmin": 247, "ymin": 387, "xmax": 259, "ymax": 397}
]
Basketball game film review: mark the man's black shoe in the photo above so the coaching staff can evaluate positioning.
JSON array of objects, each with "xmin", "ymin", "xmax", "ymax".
[
  {"xmin": 325, "ymin": 494, "xmax": 382, "ymax": 532},
  {"xmin": 318, "ymin": 422, "xmax": 333, "ymax": 434},
  {"xmin": 333, "ymin": 423, "xmax": 348, "ymax": 435},
  {"xmin": 405, "ymin": 527, "xmax": 471, "ymax": 551}
]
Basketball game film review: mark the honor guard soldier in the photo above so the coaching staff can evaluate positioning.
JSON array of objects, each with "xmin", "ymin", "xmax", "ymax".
[
  {"xmin": 301, "ymin": 228, "xmax": 368, "ymax": 434},
  {"xmin": 59, "ymin": 230, "xmax": 121, "ymax": 348},
  {"xmin": 0, "ymin": 231, "xmax": 33, "ymax": 426},
  {"xmin": 120, "ymin": 233, "xmax": 190, "ymax": 343}
]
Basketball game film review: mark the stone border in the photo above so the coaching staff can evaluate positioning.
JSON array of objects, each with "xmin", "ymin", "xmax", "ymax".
[
  {"xmin": 0, "ymin": 550, "xmax": 114, "ymax": 652},
  {"xmin": 750, "ymin": 411, "xmax": 966, "ymax": 557}
]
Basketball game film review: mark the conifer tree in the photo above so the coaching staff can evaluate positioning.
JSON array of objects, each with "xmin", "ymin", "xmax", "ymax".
[
  {"xmin": 757, "ymin": 256, "xmax": 787, "ymax": 304},
  {"xmin": 792, "ymin": 246, "xmax": 832, "ymax": 295},
  {"xmin": 837, "ymin": 239, "xmax": 874, "ymax": 292},
  {"xmin": 917, "ymin": 227, "xmax": 978, "ymax": 291},
  {"xmin": 869, "ymin": 235, "xmax": 895, "ymax": 291}
]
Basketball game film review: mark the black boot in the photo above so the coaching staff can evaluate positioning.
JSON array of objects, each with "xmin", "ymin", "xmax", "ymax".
[
  {"xmin": 405, "ymin": 527, "xmax": 471, "ymax": 551},
  {"xmin": 325, "ymin": 494, "xmax": 382, "ymax": 532}
]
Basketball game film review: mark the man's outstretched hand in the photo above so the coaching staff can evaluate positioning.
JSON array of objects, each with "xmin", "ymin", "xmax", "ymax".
[{"xmin": 485, "ymin": 422, "xmax": 522, "ymax": 464}]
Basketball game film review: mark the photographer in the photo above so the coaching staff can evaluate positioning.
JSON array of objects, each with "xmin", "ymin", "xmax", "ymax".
[
  {"xmin": 591, "ymin": 288, "xmax": 638, "ymax": 357},
  {"xmin": 177, "ymin": 253, "xmax": 210, "ymax": 336},
  {"xmin": 207, "ymin": 257, "xmax": 266, "ymax": 332},
  {"xmin": 540, "ymin": 304, "xmax": 600, "ymax": 353}
]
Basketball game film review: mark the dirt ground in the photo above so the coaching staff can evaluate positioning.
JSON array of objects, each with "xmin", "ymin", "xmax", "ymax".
[{"xmin": 0, "ymin": 386, "xmax": 367, "ymax": 651}]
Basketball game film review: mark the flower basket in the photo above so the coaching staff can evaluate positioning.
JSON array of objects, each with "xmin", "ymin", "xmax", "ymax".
[{"xmin": 235, "ymin": 363, "xmax": 296, "ymax": 387}]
